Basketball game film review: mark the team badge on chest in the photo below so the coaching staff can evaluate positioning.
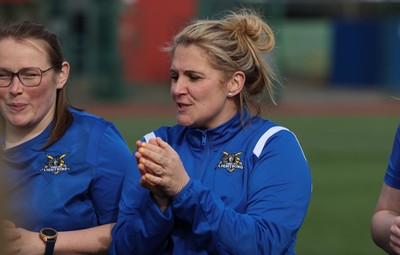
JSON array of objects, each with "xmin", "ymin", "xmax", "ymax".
[
  {"xmin": 217, "ymin": 151, "xmax": 244, "ymax": 172},
  {"xmin": 40, "ymin": 153, "xmax": 70, "ymax": 174}
]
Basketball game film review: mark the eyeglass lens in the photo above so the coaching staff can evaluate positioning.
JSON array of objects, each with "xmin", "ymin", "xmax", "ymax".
[{"xmin": 0, "ymin": 67, "xmax": 43, "ymax": 87}]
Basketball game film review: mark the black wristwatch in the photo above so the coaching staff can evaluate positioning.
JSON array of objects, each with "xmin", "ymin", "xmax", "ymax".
[{"xmin": 39, "ymin": 228, "xmax": 58, "ymax": 255}]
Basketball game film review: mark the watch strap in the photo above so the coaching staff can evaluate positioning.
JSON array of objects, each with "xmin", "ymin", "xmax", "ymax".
[{"xmin": 44, "ymin": 238, "xmax": 56, "ymax": 255}]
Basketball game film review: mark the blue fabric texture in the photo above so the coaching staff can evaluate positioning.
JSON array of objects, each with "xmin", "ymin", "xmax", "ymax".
[{"xmin": 384, "ymin": 124, "xmax": 400, "ymax": 189}]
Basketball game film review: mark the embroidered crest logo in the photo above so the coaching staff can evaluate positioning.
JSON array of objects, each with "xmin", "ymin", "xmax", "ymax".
[
  {"xmin": 217, "ymin": 151, "xmax": 244, "ymax": 172},
  {"xmin": 41, "ymin": 153, "xmax": 70, "ymax": 174}
]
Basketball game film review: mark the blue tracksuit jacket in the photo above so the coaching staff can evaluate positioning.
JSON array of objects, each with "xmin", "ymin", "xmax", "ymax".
[
  {"xmin": 2, "ymin": 108, "xmax": 133, "ymax": 231},
  {"xmin": 384, "ymin": 123, "xmax": 400, "ymax": 188},
  {"xmin": 111, "ymin": 111, "xmax": 312, "ymax": 255}
]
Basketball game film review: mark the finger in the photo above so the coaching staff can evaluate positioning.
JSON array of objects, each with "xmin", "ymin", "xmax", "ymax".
[
  {"xmin": 391, "ymin": 223, "xmax": 400, "ymax": 237},
  {"xmin": 138, "ymin": 144, "xmax": 165, "ymax": 166},
  {"xmin": 1, "ymin": 219, "xmax": 16, "ymax": 228},
  {"xmin": 140, "ymin": 177, "xmax": 154, "ymax": 189},
  {"xmin": 140, "ymin": 175, "xmax": 161, "ymax": 190},
  {"xmin": 156, "ymin": 137, "xmax": 178, "ymax": 156},
  {"xmin": 136, "ymin": 140, "xmax": 143, "ymax": 149},
  {"xmin": 4, "ymin": 229, "xmax": 21, "ymax": 241},
  {"xmin": 390, "ymin": 239, "xmax": 400, "ymax": 255},
  {"xmin": 148, "ymin": 138, "xmax": 158, "ymax": 145},
  {"xmin": 138, "ymin": 164, "xmax": 153, "ymax": 176},
  {"xmin": 137, "ymin": 161, "xmax": 149, "ymax": 176},
  {"xmin": 140, "ymin": 141, "xmax": 161, "ymax": 153},
  {"xmin": 139, "ymin": 157, "xmax": 165, "ymax": 176},
  {"xmin": 390, "ymin": 225, "xmax": 400, "ymax": 249},
  {"xmin": 391, "ymin": 233, "xmax": 400, "ymax": 248},
  {"xmin": 143, "ymin": 173, "xmax": 164, "ymax": 186},
  {"xmin": 135, "ymin": 151, "xmax": 142, "ymax": 165},
  {"xmin": 135, "ymin": 150, "xmax": 145, "ymax": 163}
]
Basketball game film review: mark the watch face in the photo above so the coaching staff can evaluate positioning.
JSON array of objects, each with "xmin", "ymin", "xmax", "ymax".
[{"xmin": 41, "ymin": 228, "xmax": 57, "ymax": 238}]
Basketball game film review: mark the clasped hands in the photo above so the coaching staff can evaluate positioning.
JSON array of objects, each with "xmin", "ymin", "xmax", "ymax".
[{"xmin": 135, "ymin": 137, "xmax": 190, "ymax": 211}]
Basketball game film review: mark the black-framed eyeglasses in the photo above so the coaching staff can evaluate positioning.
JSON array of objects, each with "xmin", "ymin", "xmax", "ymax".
[{"xmin": 0, "ymin": 67, "xmax": 53, "ymax": 87}]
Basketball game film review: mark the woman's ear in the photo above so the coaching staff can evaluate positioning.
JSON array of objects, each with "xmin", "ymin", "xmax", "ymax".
[
  {"xmin": 227, "ymin": 71, "xmax": 245, "ymax": 97},
  {"xmin": 56, "ymin": 61, "xmax": 70, "ymax": 89}
]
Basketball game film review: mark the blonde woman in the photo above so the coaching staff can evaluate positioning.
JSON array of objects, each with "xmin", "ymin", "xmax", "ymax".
[{"xmin": 111, "ymin": 9, "xmax": 312, "ymax": 255}]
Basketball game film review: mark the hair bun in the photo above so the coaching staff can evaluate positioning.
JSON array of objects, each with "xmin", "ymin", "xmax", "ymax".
[{"xmin": 226, "ymin": 11, "xmax": 275, "ymax": 53}]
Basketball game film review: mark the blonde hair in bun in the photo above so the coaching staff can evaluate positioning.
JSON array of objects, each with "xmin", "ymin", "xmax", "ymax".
[{"xmin": 164, "ymin": 8, "xmax": 279, "ymax": 116}]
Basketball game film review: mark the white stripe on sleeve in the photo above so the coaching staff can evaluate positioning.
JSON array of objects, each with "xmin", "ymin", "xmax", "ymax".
[
  {"xmin": 253, "ymin": 126, "xmax": 307, "ymax": 160},
  {"xmin": 253, "ymin": 126, "xmax": 289, "ymax": 157}
]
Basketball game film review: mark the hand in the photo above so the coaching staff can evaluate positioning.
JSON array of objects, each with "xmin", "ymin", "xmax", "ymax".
[
  {"xmin": 2, "ymin": 219, "xmax": 21, "ymax": 254},
  {"xmin": 135, "ymin": 140, "xmax": 156, "ymax": 185},
  {"xmin": 390, "ymin": 217, "xmax": 400, "ymax": 254},
  {"xmin": 2, "ymin": 220, "xmax": 45, "ymax": 255},
  {"xmin": 135, "ymin": 137, "xmax": 190, "ymax": 198},
  {"xmin": 135, "ymin": 139, "xmax": 172, "ymax": 211}
]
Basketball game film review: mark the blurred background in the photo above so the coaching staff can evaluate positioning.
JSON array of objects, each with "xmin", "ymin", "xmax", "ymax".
[
  {"xmin": 1, "ymin": 0, "xmax": 400, "ymax": 254},
  {"xmin": 1, "ymin": 0, "xmax": 400, "ymax": 103}
]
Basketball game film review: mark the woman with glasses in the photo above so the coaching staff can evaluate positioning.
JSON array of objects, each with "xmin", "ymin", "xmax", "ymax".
[
  {"xmin": 111, "ymin": 9, "xmax": 312, "ymax": 255},
  {"xmin": 0, "ymin": 20, "xmax": 134, "ymax": 254}
]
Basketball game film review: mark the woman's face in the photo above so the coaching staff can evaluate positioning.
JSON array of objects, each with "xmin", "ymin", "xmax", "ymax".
[
  {"xmin": 0, "ymin": 38, "xmax": 66, "ymax": 133},
  {"xmin": 170, "ymin": 44, "xmax": 238, "ymax": 129}
]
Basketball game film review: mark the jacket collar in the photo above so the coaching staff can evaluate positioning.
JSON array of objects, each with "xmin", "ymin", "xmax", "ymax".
[{"xmin": 186, "ymin": 110, "xmax": 251, "ymax": 150}]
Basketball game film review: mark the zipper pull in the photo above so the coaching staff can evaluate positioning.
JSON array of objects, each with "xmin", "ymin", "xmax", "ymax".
[{"xmin": 202, "ymin": 132, "xmax": 207, "ymax": 146}]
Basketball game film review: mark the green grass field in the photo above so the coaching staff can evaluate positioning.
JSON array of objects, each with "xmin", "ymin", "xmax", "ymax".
[{"xmin": 111, "ymin": 114, "xmax": 399, "ymax": 254}]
